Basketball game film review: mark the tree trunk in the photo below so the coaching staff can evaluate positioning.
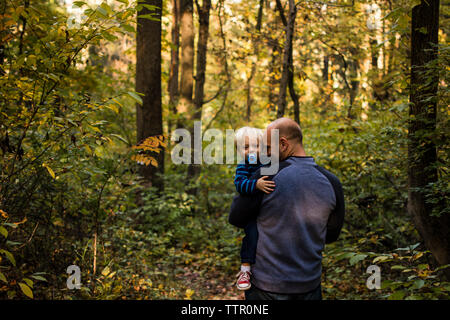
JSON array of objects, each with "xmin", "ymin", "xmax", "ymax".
[
  {"xmin": 245, "ymin": 0, "xmax": 264, "ymax": 122},
  {"xmin": 370, "ymin": 37, "xmax": 378, "ymax": 70},
  {"xmin": 268, "ymin": 36, "xmax": 280, "ymax": 113},
  {"xmin": 168, "ymin": 0, "xmax": 180, "ymax": 132},
  {"xmin": 348, "ymin": 56, "xmax": 359, "ymax": 118},
  {"xmin": 322, "ymin": 55, "xmax": 329, "ymax": 81},
  {"xmin": 187, "ymin": 0, "xmax": 211, "ymax": 181},
  {"xmin": 288, "ymin": 44, "xmax": 300, "ymax": 125},
  {"xmin": 136, "ymin": 0, "xmax": 164, "ymax": 189},
  {"xmin": 408, "ymin": 0, "xmax": 450, "ymax": 279},
  {"xmin": 276, "ymin": 0, "xmax": 298, "ymax": 120},
  {"xmin": 178, "ymin": 0, "xmax": 195, "ymax": 126}
]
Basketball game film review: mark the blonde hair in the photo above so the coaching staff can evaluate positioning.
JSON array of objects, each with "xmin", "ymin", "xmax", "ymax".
[{"xmin": 235, "ymin": 126, "xmax": 263, "ymax": 145}]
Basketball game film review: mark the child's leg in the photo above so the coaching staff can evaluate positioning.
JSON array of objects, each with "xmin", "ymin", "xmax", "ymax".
[
  {"xmin": 241, "ymin": 262, "xmax": 251, "ymax": 272},
  {"xmin": 237, "ymin": 221, "xmax": 258, "ymax": 290},
  {"xmin": 240, "ymin": 221, "xmax": 258, "ymax": 268}
]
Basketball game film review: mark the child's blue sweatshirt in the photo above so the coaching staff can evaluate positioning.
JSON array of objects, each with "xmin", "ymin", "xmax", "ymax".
[{"xmin": 234, "ymin": 162, "xmax": 262, "ymax": 195}]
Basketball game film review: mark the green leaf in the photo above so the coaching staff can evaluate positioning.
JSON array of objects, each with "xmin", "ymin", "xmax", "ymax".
[
  {"xmin": 121, "ymin": 24, "xmax": 135, "ymax": 33},
  {"xmin": 97, "ymin": 6, "xmax": 108, "ymax": 17},
  {"xmin": 0, "ymin": 272, "xmax": 7, "ymax": 283},
  {"xmin": 100, "ymin": 2, "xmax": 112, "ymax": 14},
  {"xmin": 138, "ymin": 14, "xmax": 160, "ymax": 22},
  {"xmin": 388, "ymin": 290, "xmax": 405, "ymax": 300},
  {"xmin": 335, "ymin": 252, "xmax": 355, "ymax": 261},
  {"xmin": 391, "ymin": 265, "xmax": 406, "ymax": 270},
  {"xmin": 18, "ymin": 282, "xmax": 33, "ymax": 299},
  {"xmin": 349, "ymin": 254, "xmax": 367, "ymax": 266},
  {"xmin": 0, "ymin": 226, "xmax": 7, "ymax": 238},
  {"xmin": 435, "ymin": 264, "xmax": 450, "ymax": 271},
  {"xmin": 6, "ymin": 240, "xmax": 21, "ymax": 246},
  {"xmin": 2, "ymin": 223, "xmax": 17, "ymax": 228},
  {"xmin": 140, "ymin": 4, "xmax": 159, "ymax": 11},
  {"xmin": 30, "ymin": 275, "xmax": 47, "ymax": 282},
  {"xmin": 127, "ymin": 91, "xmax": 143, "ymax": 105},
  {"xmin": 73, "ymin": 1, "xmax": 86, "ymax": 8},
  {"xmin": 405, "ymin": 295, "xmax": 423, "ymax": 300},
  {"xmin": 23, "ymin": 278, "xmax": 34, "ymax": 288},
  {"xmin": 0, "ymin": 249, "xmax": 16, "ymax": 266},
  {"xmin": 373, "ymin": 255, "xmax": 390, "ymax": 264},
  {"xmin": 110, "ymin": 134, "xmax": 128, "ymax": 144},
  {"xmin": 411, "ymin": 279, "xmax": 425, "ymax": 290}
]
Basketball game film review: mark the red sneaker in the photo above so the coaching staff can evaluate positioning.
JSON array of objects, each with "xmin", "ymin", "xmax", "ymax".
[{"xmin": 236, "ymin": 270, "xmax": 252, "ymax": 291}]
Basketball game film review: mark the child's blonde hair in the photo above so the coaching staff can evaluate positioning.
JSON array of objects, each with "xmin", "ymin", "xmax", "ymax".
[{"xmin": 235, "ymin": 127, "xmax": 263, "ymax": 145}]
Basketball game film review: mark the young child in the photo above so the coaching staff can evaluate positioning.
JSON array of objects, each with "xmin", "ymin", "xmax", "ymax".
[{"xmin": 234, "ymin": 127, "xmax": 276, "ymax": 290}]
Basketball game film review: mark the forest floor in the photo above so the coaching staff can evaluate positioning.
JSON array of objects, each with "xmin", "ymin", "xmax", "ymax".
[{"xmin": 175, "ymin": 266, "xmax": 243, "ymax": 300}]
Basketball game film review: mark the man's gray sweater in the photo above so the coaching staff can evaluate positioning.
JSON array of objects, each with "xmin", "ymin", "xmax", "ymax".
[{"xmin": 229, "ymin": 156, "xmax": 345, "ymax": 294}]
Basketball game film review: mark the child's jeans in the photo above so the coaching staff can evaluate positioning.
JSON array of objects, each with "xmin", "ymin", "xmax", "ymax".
[{"xmin": 240, "ymin": 220, "xmax": 258, "ymax": 264}]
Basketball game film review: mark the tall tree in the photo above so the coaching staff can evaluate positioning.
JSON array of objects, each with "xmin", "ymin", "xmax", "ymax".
[
  {"xmin": 267, "ymin": 19, "xmax": 281, "ymax": 113},
  {"xmin": 408, "ymin": 0, "xmax": 450, "ymax": 278},
  {"xmin": 187, "ymin": 0, "xmax": 212, "ymax": 180},
  {"xmin": 178, "ymin": 0, "xmax": 195, "ymax": 124},
  {"xmin": 245, "ymin": 0, "xmax": 264, "ymax": 122},
  {"xmin": 135, "ymin": 0, "xmax": 164, "ymax": 189},
  {"xmin": 276, "ymin": 0, "xmax": 299, "ymax": 123},
  {"xmin": 168, "ymin": 0, "xmax": 180, "ymax": 132}
]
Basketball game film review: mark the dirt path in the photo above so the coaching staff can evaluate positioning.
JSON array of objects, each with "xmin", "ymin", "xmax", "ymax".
[{"xmin": 175, "ymin": 266, "xmax": 244, "ymax": 300}]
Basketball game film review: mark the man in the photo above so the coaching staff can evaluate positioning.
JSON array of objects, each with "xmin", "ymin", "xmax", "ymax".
[{"xmin": 229, "ymin": 118, "xmax": 345, "ymax": 300}]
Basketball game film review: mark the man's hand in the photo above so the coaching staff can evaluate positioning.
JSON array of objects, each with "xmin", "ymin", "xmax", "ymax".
[{"xmin": 256, "ymin": 176, "xmax": 276, "ymax": 194}]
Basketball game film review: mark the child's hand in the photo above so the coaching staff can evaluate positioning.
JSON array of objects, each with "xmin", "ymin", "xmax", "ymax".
[{"xmin": 256, "ymin": 176, "xmax": 276, "ymax": 194}]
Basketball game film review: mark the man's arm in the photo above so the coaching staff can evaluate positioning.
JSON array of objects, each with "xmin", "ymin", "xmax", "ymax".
[{"xmin": 315, "ymin": 166, "xmax": 345, "ymax": 244}]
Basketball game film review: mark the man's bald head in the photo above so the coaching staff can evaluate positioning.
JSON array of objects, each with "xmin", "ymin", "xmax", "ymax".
[{"xmin": 268, "ymin": 117, "xmax": 303, "ymax": 146}]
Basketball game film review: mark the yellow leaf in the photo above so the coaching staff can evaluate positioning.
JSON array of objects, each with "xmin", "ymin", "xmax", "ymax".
[
  {"xmin": 42, "ymin": 163, "xmax": 55, "ymax": 179},
  {"xmin": 150, "ymin": 157, "xmax": 158, "ymax": 167},
  {"xmin": 19, "ymin": 282, "xmax": 33, "ymax": 299},
  {"xmin": 185, "ymin": 289, "xmax": 194, "ymax": 299},
  {"xmin": 23, "ymin": 278, "xmax": 33, "ymax": 288}
]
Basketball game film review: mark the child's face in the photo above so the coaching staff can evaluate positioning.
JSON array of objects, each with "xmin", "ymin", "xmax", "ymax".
[{"xmin": 243, "ymin": 136, "xmax": 259, "ymax": 160}]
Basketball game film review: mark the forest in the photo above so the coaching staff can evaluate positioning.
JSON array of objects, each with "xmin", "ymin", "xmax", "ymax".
[{"xmin": 0, "ymin": 0, "xmax": 449, "ymax": 300}]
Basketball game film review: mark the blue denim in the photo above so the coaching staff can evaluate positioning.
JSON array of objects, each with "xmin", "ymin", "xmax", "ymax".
[
  {"xmin": 240, "ymin": 220, "xmax": 258, "ymax": 264},
  {"xmin": 245, "ymin": 283, "xmax": 322, "ymax": 300}
]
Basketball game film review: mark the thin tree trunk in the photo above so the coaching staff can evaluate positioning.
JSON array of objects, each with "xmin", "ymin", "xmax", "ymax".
[
  {"xmin": 348, "ymin": 54, "xmax": 359, "ymax": 118},
  {"xmin": 187, "ymin": 0, "xmax": 211, "ymax": 181},
  {"xmin": 168, "ymin": 0, "xmax": 180, "ymax": 132},
  {"xmin": 288, "ymin": 44, "xmax": 300, "ymax": 124},
  {"xmin": 276, "ymin": 0, "xmax": 298, "ymax": 120},
  {"xmin": 245, "ymin": 0, "xmax": 264, "ymax": 122},
  {"xmin": 205, "ymin": 0, "xmax": 231, "ymax": 131},
  {"xmin": 179, "ymin": 0, "xmax": 195, "ymax": 126},
  {"xmin": 323, "ymin": 55, "xmax": 329, "ymax": 81},
  {"xmin": 268, "ymin": 37, "xmax": 280, "ymax": 113},
  {"xmin": 408, "ymin": 0, "xmax": 450, "ymax": 279},
  {"xmin": 136, "ymin": 0, "xmax": 164, "ymax": 189},
  {"xmin": 370, "ymin": 37, "xmax": 378, "ymax": 70},
  {"xmin": 319, "ymin": 54, "xmax": 330, "ymax": 114}
]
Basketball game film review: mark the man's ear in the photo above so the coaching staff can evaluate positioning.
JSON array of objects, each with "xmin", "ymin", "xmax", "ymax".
[{"xmin": 278, "ymin": 137, "xmax": 287, "ymax": 153}]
